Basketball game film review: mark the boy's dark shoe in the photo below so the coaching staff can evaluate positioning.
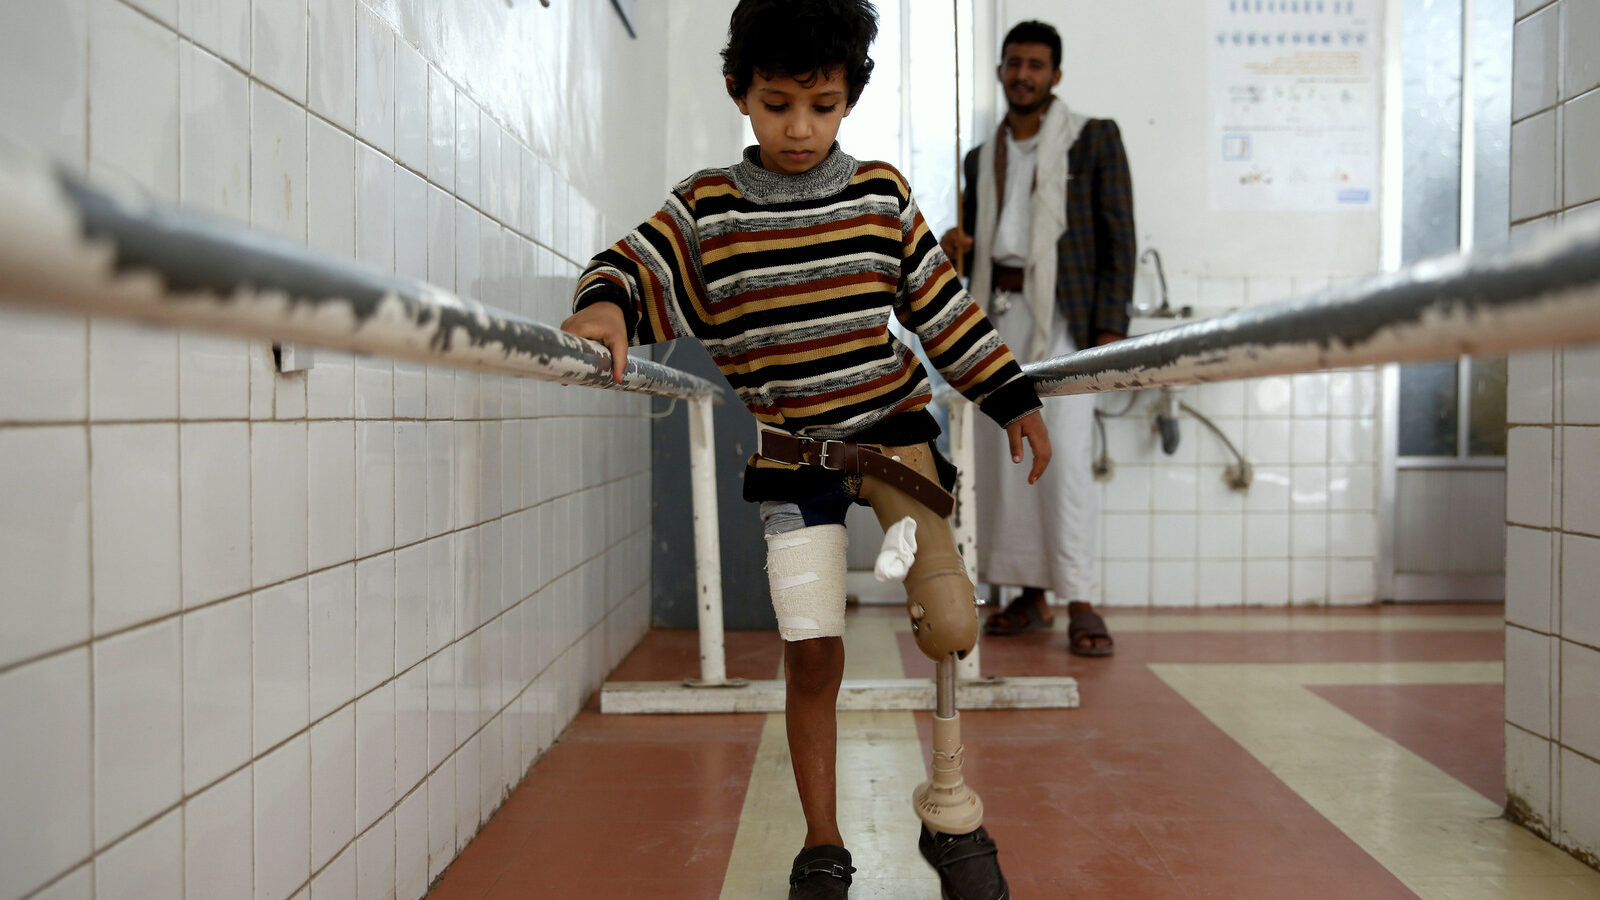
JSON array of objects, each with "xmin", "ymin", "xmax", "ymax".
[
  {"xmin": 789, "ymin": 844, "xmax": 854, "ymax": 899},
  {"xmin": 918, "ymin": 825, "xmax": 1009, "ymax": 900}
]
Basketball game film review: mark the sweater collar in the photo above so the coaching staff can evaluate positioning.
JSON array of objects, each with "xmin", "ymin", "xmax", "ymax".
[{"xmin": 732, "ymin": 142, "xmax": 856, "ymax": 203}]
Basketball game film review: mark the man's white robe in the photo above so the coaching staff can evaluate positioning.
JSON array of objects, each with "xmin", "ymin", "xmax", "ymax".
[
  {"xmin": 975, "ymin": 298, "xmax": 1099, "ymax": 600},
  {"xmin": 970, "ymin": 101, "xmax": 1099, "ymax": 600}
]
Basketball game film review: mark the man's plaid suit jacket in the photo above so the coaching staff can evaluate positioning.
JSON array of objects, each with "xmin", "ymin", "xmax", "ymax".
[{"xmin": 961, "ymin": 116, "xmax": 1136, "ymax": 356}]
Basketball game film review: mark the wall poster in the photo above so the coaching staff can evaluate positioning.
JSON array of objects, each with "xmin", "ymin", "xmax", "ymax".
[{"xmin": 1208, "ymin": 0, "xmax": 1380, "ymax": 211}]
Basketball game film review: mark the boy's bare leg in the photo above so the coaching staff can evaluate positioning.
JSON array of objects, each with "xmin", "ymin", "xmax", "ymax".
[{"xmin": 784, "ymin": 635, "xmax": 845, "ymax": 848}]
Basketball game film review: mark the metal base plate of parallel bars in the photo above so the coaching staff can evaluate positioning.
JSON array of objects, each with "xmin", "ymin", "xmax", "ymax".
[{"xmin": 600, "ymin": 676, "xmax": 1079, "ymax": 714}]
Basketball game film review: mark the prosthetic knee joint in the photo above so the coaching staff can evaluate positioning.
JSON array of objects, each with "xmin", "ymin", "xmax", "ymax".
[{"xmin": 860, "ymin": 444, "xmax": 985, "ymax": 835}]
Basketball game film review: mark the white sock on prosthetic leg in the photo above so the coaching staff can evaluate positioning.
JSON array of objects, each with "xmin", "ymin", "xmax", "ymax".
[{"xmin": 873, "ymin": 516, "xmax": 918, "ymax": 582}]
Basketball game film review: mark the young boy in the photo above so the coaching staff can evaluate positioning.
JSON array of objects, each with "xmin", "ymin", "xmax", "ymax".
[{"xmin": 562, "ymin": 2, "xmax": 1049, "ymax": 897}]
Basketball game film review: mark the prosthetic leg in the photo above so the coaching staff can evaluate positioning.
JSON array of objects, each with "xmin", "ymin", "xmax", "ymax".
[
  {"xmin": 860, "ymin": 442, "xmax": 1008, "ymax": 897},
  {"xmin": 855, "ymin": 443, "xmax": 984, "ymax": 836}
]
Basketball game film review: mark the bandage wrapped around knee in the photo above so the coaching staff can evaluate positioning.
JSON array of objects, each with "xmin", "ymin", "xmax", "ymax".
[{"xmin": 765, "ymin": 524, "xmax": 848, "ymax": 642}]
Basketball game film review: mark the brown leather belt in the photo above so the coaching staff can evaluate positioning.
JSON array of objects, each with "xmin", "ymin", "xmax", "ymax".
[
  {"xmin": 758, "ymin": 431, "xmax": 955, "ymax": 518},
  {"xmin": 992, "ymin": 264, "xmax": 1025, "ymax": 293}
]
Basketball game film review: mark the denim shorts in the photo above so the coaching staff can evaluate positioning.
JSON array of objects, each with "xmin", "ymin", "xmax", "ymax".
[{"xmin": 758, "ymin": 474, "xmax": 863, "ymax": 537}]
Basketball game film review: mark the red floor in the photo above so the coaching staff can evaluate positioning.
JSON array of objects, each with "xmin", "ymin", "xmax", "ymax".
[
  {"xmin": 1308, "ymin": 683, "xmax": 1505, "ymax": 806},
  {"xmin": 425, "ymin": 605, "xmax": 1505, "ymax": 899}
]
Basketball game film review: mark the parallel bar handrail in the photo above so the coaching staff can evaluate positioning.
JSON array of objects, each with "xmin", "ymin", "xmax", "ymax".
[
  {"xmin": 0, "ymin": 149, "xmax": 740, "ymax": 689},
  {"xmin": 1022, "ymin": 213, "xmax": 1600, "ymax": 397},
  {"xmin": 0, "ymin": 151, "xmax": 722, "ymax": 403}
]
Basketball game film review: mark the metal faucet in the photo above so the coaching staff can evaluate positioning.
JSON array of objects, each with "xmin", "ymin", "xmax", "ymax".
[
  {"xmin": 1138, "ymin": 247, "xmax": 1174, "ymax": 317},
  {"xmin": 1137, "ymin": 248, "xmax": 1194, "ymax": 319}
]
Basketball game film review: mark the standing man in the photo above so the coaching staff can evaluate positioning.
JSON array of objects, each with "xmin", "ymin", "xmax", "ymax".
[{"xmin": 941, "ymin": 20, "xmax": 1134, "ymax": 656}]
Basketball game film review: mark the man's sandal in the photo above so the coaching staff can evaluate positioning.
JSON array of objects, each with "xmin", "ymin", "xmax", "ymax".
[
  {"xmin": 788, "ymin": 845, "xmax": 854, "ymax": 900},
  {"xmin": 918, "ymin": 825, "xmax": 1010, "ymax": 900},
  {"xmin": 981, "ymin": 595, "xmax": 1053, "ymax": 635},
  {"xmin": 1067, "ymin": 607, "xmax": 1115, "ymax": 657}
]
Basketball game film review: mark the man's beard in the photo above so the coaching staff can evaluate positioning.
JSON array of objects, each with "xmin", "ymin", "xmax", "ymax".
[{"xmin": 1006, "ymin": 86, "xmax": 1050, "ymax": 115}]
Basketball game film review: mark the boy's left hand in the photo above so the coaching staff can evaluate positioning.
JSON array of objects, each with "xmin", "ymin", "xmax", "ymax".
[{"xmin": 1006, "ymin": 409, "xmax": 1052, "ymax": 484}]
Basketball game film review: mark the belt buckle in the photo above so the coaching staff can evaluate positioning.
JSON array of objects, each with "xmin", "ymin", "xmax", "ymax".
[{"xmin": 817, "ymin": 439, "xmax": 847, "ymax": 470}]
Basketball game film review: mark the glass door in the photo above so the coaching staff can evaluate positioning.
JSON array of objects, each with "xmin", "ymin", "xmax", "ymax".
[{"xmin": 1381, "ymin": 0, "xmax": 1511, "ymax": 601}]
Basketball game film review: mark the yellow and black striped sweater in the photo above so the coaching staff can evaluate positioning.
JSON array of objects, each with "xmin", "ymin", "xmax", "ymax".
[{"xmin": 574, "ymin": 144, "xmax": 1041, "ymax": 501}]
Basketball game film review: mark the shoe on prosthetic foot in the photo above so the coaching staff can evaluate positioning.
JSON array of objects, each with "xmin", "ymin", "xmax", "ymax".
[
  {"xmin": 788, "ymin": 845, "xmax": 854, "ymax": 900},
  {"xmin": 919, "ymin": 825, "xmax": 1009, "ymax": 900}
]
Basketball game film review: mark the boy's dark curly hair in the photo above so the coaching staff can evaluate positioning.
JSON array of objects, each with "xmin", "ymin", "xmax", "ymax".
[
  {"xmin": 1001, "ymin": 20, "xmax": 1061, "ymax": 70},
  {"xmin": 721, "ymin": 0, "xmax": 878, "ymax": 106}
]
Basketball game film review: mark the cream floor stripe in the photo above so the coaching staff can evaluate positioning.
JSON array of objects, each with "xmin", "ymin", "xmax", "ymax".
[
  {"xmin": 721, "ymin": 615, "xmax": 940, "ymax": 898},
  {"xmin": 1102, "ymin": 614, "xmax": 1503, "ymax": 633},
  {"xmin": 1150, "ymin": 661, "xmax": 1600, "ymax": 899},
  {"xmin": 876, "ymin": 613, "xmax": 1502, "ymax": 633}
]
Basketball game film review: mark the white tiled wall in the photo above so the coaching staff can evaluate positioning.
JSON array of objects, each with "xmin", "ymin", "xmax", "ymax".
[
  {"xmin": 1090, "ymin": 284, "xmax": 1381, "ymax": 607},
  {"xmin": 1504, "ymin": 0, "xmax": 1600, "ymax": 868},
  {"xmin": 0, "ymin": 2, "xmax": 664, "ymax": 899}
]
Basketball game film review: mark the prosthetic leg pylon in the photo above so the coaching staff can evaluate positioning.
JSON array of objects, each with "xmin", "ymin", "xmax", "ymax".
[
  {"xmin": 913, "ymin": 655, "xmax": 984, "ymax": 834},
  {"xmin": 857, "ymin": 443, "xmax": 986, "ymax": 835}
]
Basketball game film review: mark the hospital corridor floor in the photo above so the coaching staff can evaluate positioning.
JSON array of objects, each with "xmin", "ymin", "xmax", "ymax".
[{"xmin": 424, "ymin": 602, "xmax": 1600, "ymax": 899}]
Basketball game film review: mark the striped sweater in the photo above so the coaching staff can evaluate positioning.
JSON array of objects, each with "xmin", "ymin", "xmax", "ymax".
[{"xmin": 574, "ymin": 144, "xmax": 1041, "ymax": 498}]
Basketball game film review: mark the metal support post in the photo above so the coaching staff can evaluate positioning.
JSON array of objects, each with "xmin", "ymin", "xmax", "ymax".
[
  {"xmin": 686, "ymin": 396, "xmax": 737, "ymax": 687},
  {"xmin": 949, "ymin": 399, "xmax": 983, "ymax": 682}
]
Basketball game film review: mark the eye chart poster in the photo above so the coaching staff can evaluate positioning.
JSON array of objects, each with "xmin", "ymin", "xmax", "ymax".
[{"xmin": 1209, "ymin": 0, "xmax": 1380, "ymax": 211}]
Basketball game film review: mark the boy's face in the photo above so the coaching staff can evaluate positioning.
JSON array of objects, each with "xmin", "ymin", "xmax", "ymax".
[
  {"xmin": 998, "ymin": 42, "xmax": 1060, "ymax": 114},
  {"xmin": 730, "ymin": 68, "xmax": 854, "ymax": 176}
]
